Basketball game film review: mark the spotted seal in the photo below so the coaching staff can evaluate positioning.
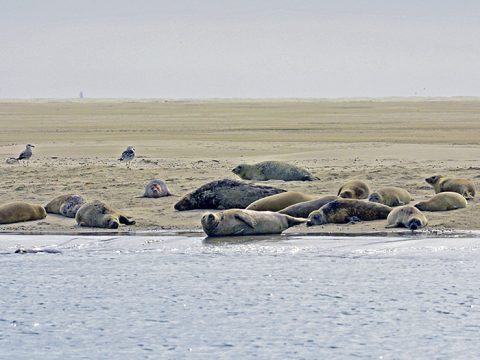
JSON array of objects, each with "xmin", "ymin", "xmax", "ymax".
[
  {"xmin": 425, "ymin": 175, "xmax": 475, "ymax": 199},
  {"xmin": 0, "ymin": 202, "xmax": 47, "ymax": 224},
  {"xmin": 337, "ymin": 180, "xmax": 370, "ymax": 199},
  {"xmin": 385, "ymin": 205, "xmax": 428, "ymax": 230},
  {"xmin": 45, "ymin": 194, "xmax": 86, "ymax": 218},
  {"xmin": 306, "ymin": 198, "xmax": 391, "ymax": 226},
  {"xmin": 414, "ymin": 192, "xmax": 467, "ymax": 212},
  {"xmin": 232, "ymin": 161, "xmax": 318, "ymax": 181},
  {"xmin": 278, "ymin": 195, "xmax": 339, "ymax": 218},
  {"xmin": 75, "ymin": 201, "xmax": 135, "ymax": 229},
  {"xmin": 201, "ymin": 209, "xmax": 307, "ymax": 236},
  {"xmin": 368, "ymin": 187, "xmax": 412, "ymax": 207},
  {"xmin": 143, "ymin": 179, "xmax": 173, "ymax": 198},
  {"xmin": 174, "ymin": 179, "xmax": 286, "ymax": 211},
  {"xmin": 246, "ymin": 192, "xmax": 317, "ymax": 212}
]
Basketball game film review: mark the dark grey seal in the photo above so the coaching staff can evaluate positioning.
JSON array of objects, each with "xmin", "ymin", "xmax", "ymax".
[
  {"xmin": 278, "ymin": 195, "xmax": 339, "ymax": 218},
  {"xmin": 307, "ymin": 199, "xmax": 392, "ymax": 226},
  {"xmin": 174, "ymin": 179, "xmax": 286, "ymax": 211}
]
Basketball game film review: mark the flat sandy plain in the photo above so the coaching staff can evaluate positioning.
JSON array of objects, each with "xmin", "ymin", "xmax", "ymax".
[{"xmin": 0, "ymin": 99, "xmax": 479, "ymax": 234}]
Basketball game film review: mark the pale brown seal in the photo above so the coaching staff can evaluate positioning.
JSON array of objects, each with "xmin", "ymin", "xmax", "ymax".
[
  {"xmin": 201, "ymin": 209, "xmax": 307, "ymax": 236},
  {"xmin": 337, "ymin": 180, "xmax": 370, "ymax": 199},
  {"xmin": 232, "ymin": 161, "xmax": 318, "ymax": 181},
  {"xmin": 45, "ymin": 194, "xmax": 86, "ymax": 218},
  {"xmin": 143, "ymin": 179, "xmax": 173, "ymax": 198},
  {"xmin": 0, "ymin": 202, "xmax": 47, "ymax": 224},
  {"xmin": 75, "ymin": 201, "xmax": 135, "ymax": 229},
  {"xmin": 174, "ymin": 179, "xmax": 285, "ymax": 211},
  {"xmin": 425, "ymin": 175, "xmax": 475, "ymax": 199},
  {"xmin": 278, "ymin": 195, "xmax": 339, "ymax": 218},
  {"xmin": 385, "ymin": 205, "xmax": 428, "ymax": 230},
  {"xmin": 246, "ymin": 192, "xmax": 317, "ymax": 212},
  {"xmin": 414, "ymin": 192, "xmax": 467, "ymax": 212},
  {"xmin": 306, "ymin": 199, "xmax": 391, "ymax": 226},
  {"xmin": 368, "ymin": 187, "xmax": 412, "ymax": 207}
]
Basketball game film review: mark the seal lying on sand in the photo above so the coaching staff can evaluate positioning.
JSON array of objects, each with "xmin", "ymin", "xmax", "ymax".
[
  {"xmin": 0, "ymin": 202, "xmax": 47, "ymax": 224},
  {"xmin": 45, "ymin": 194, "xmax": 86, "ymax": 218},
  {"xmin": 386, "ymin": 205, "xmax": 428, "ymax": 230},
  {"xmin": 306, "ymin": 199, "xmax": 391, "ymax": 226},
  {"xmin": 425, "ymin": 175, "xmax": 476, "ymax": 199},
  {"xmin": 246, "ymin": 192, "xmax": 317, "ymax": 212},
  {"xmin": 174, "ymin": 179, "xmax": 286, "ymax": 211},
  {"xmin": 337, "ymin": 180, "xmax": 370, "ymax": 199},
  {"xmin": 75, "ymin": 201, "xmax": 136, "ymax": 229},
  {"xmin": 201, "ymin": 209, "xmax": 307, "ymax": 236},
  {"xmin": 414, "ymin": 192, "xmax": 467, "ymax": 212},
  {"xmin": 278, "ymin": 195, "xmax": 339, "ymax": 218},
  {"xmin": 232, "ymin": 161, "xmax": 318, "ymax": 181},
  {"xmin": 143, "ymin": 179, "xmax": 173, "ymax": 198},
  {"xmin": 368, "ymin": 187, "xmax": 412, "ymax": 207}
]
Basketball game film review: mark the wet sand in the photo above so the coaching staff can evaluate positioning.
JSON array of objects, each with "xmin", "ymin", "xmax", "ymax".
[{"xmin": 0, "ymin": 99, "xmax": 479, "ymax": 234}]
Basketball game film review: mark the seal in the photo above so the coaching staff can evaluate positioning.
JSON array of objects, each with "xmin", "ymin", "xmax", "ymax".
[
  {"xmin": 246, "ymin": 192, "xmax": 317, "ymax": 212},
  {"xmin": 174, "ymin": 179, "xmax": 286, "ymax": 211},
  {"xmin": 143, "ymin": 179, "xmax": 173, "ymax": 198},
  {"xmin": 337, "ymin": 180, "xmax": 370, "ymax": 199},
  {"xmin": 75, "ymin": 201, "xmax": 136, "ymax": 229},
  {"xmin": 414, "ymin": 192, "xmax": 467, "ymax": 212},
  {"xmin": 201, "ymin": 209, "xmax": 307, "ymax": 236},
  {"xmin": 385, "ymin": 205, "xmax": 428, "ymax": 230},
  {"xmin": 306, "ymin": 199, "xmax": 391, "ymax": 226},
  {"xmin": 425, "ymin": 175, "xmax": 476, "ymax": 199},
  {"xmin": 368, "ymin": 187, "xmax": 412, "ymax": 207},
  {"xmin": 278, "ymin": 195, "xmax": 339, "ymax": 218},
  {"xmin": 45, "ymin": 194, "xmax": 86, "ymax": 218},
  {"xmin": 0, "ymin": 202, "xmax": 47, "ymax": 224},
  {"xmin": 232, "ymin": 161, "xmax": 318, "ymax": 181}
]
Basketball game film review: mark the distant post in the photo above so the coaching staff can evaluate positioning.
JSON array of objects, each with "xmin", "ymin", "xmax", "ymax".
[{"xmin": 80, "ymin": 91, "xmax": 84, "ymax": 99}]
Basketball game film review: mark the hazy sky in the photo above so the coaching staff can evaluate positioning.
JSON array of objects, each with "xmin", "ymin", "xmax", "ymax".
[{"xmin": 2, "ymin": 0, "xmax": 480, "ymax": 98}]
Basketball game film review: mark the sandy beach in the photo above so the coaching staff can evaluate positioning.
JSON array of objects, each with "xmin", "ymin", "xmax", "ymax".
[{"xmin": 0, "ymin": 99, "xmax": 479, "ymax": 234}]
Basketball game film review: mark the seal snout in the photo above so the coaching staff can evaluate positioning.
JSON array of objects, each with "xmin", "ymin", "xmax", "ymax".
[
  {"xmin": 407, "ymin": 218, "xmax": 421, "ymax": 230},
  {"xmin": 108, "ymin": 220, "xmax": 119, "ymax": 229}
]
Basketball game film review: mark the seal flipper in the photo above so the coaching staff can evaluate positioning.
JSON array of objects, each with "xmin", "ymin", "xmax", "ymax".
[
  {"xmin": 348, "ymin": 216, "xmax": 361, "ymax": 223},
  {"xmin": 119, "ymin": 215, "xmax": 136, "ymax": 225},
  {"xmin": 234, "ymin": 213, "xmax": 257, "ymax": 229}
]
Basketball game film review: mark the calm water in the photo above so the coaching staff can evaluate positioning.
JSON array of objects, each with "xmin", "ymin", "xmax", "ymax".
[{"xmin": 1, "ymin": 232, "xmax": 480, "ymax": 359}]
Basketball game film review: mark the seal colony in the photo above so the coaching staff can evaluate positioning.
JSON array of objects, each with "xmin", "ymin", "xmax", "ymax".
[{"xmin": 0, "ymin": 143, "xmax": 477, "ymax": 234}]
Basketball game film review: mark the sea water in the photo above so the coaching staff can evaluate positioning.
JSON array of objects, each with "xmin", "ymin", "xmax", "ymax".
[{"xmin": 1, "ymin": 232, "xmax": 480, "ymax": 359}]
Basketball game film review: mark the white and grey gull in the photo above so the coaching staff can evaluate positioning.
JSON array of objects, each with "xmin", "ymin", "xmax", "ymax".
[
  {"xmin": 11, "ymin": 144, "xmax": 35, "ymax": 164},
  {"xmin": 119, "ymin": 145, "xmax": 135, "ymax": 168}
]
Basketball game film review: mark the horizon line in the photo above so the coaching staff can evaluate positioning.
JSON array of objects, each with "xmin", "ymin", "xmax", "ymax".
[{"xmin": 2, "ymin": 95, "xmax": 480, "ymax": 102}]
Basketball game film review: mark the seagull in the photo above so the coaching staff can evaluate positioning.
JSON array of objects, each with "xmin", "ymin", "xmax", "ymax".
[
  {"xmin": 16, "ymin": 144, "xmax": 35, "ymax": 164},
  {"xmin": 119, "ymin": 145, "xmax": 135, "ymax": 168}
]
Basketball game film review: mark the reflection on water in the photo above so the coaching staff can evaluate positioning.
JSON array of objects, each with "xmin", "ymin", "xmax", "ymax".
[{"xmin": 1, "ymin": 233, "xmax": 480, "ymax": 359}]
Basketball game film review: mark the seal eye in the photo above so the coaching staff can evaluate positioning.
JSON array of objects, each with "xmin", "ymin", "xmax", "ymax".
[{"xmin": 313, "ymin": 215, "xmax": 320, "ymax": 220}]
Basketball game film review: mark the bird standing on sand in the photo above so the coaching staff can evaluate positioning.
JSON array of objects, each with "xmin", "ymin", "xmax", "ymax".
[
  {"xmin": 119, "ymin": 145, "xmax": 135, "ymax": 168},
  {"xmin": 16, "ymin": 144, "xmax": 35, "ymax": 164}
]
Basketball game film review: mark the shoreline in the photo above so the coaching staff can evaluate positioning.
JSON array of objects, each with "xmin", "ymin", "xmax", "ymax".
[{"xmin": 1, "ymin": 228, "xmax": 480, "ymax": 239}]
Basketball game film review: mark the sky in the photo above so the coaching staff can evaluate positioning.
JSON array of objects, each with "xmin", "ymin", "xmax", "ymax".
[{"xmin": 1, "ymin": 0, "xmax": 480, "ymax": 98}]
